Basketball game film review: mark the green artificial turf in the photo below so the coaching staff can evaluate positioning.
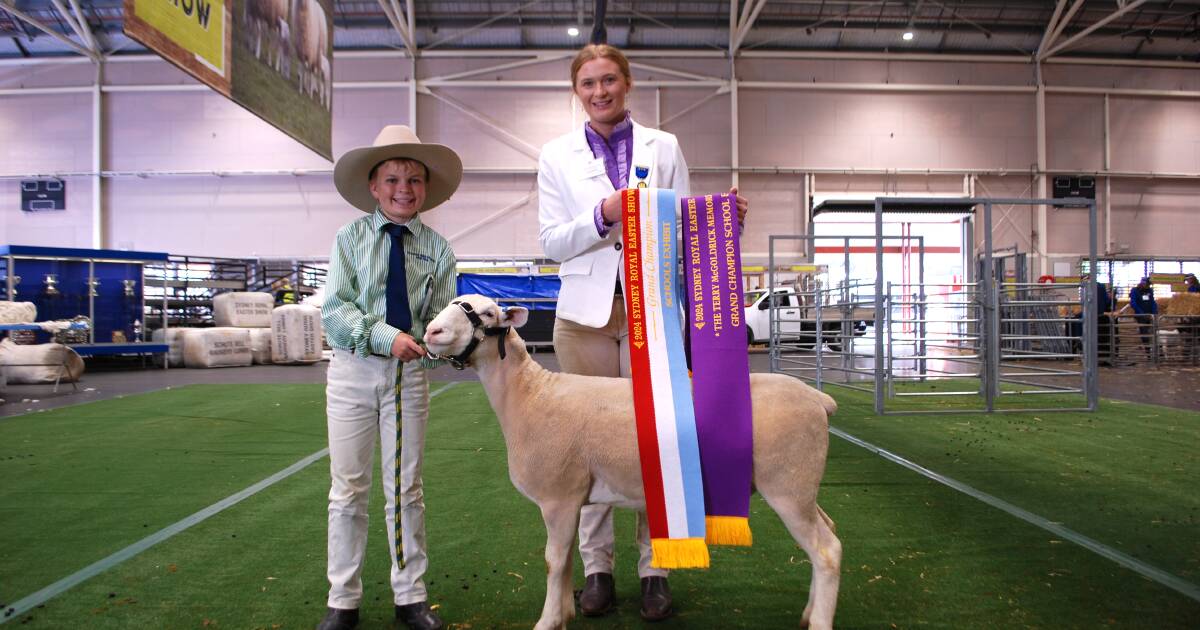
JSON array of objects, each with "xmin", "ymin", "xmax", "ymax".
[
  {"xmin": 0, "ymin": 385, "xmax": 328, "ymax": 604},
  {"xmin": 1, "ymin": 382, "xmax": 1198, "ymax": 629},
  {"xmin": 829, "ymin": 385, "xmax": 1200, "ymax": 585}
]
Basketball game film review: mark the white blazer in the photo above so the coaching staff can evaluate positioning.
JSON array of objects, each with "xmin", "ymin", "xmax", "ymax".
[{"xmin": 538, "ymin": 120, "xmax": 691, "ymax": 328}]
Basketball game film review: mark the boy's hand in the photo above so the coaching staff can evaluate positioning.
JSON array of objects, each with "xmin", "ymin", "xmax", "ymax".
[{"xmin": 391, "ymin": 332, "xmax": 427, "ymax": 362}]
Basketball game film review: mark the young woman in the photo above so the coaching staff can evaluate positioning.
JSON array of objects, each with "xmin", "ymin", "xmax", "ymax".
[{"xmin": 536, "ymin": 43, "xmax": 747, "ymax": 621}]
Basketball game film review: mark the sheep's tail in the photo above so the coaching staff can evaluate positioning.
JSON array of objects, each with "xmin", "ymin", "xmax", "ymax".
[{"xmin": 816, "ymin": 389, "xmax": 837, "ymax": 416}]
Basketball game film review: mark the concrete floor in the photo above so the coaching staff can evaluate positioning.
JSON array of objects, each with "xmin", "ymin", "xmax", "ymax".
[{"xmin": 2, "ymin": 348, "xmax": 1198, "ymax": 418}]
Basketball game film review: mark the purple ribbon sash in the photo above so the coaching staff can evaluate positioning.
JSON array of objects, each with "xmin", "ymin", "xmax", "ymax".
[{"xmin": 682, "ymin": 193, "xmax": 754, "ymax": 545}]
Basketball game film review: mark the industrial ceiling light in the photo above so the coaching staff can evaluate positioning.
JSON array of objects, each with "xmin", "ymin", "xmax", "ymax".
[
  {"xmin": 902, "ymin": 22, "xmax": 915, "ymax": 40},
  {"xmin": 568, "ymin": 26, "xmax": 580, "ymax": 37}
]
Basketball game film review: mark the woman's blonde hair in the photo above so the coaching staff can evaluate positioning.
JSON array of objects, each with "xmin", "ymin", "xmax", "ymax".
[{"xmin": 569, "ymin": 44, "xmax": 632, "ymax": 88}]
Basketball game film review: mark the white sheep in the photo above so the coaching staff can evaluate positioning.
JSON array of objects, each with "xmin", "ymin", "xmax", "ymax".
[{"xmin": 423, "ymin": 295, "xmax": 841, "ymax": 630}]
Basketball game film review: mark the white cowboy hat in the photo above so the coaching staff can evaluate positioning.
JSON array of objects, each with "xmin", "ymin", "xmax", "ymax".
[{"xmin": 333, "ymin": 125, "xmax": 463, "ymax": 213}]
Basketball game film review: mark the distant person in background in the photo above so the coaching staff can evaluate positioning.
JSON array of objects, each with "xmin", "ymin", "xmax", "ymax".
[
  {"xmin": 1075, "ymin": 273, "xmax": 1115, "ymax": 365},
  {"xmin": 273, "ymin": 277, "xmax": 298, "ymax": 305},
  {"xmin": 1183, "ymin": 274, "xmax": 1199, "ymax": 362},
  {"xmin": 1120, "ymin": 277, "xmax": 1159, "ymax": 359}
]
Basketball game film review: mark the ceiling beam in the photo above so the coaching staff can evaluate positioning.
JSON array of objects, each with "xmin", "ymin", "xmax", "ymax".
[
  {"xmin": 1037, "ymin": 0, "xmax": 1069, "ymax": 55},
  {"xmin": 0, "ymin": 0, "xmax": 95, "ymax": 59},
  {"xmin": 1043, "ymin": 0, "xmax": 1152, "ymax": 58},
  {"xmin": 49, "ymin": 0, "xmax": 95, "ymax": 54},
  {"xmin": 422, "ymin": 52, "xmax": 570, "ymax": 82},
  {"xmin": 1037, "ymin": 0, "xmax": 1086, "ymax": 59},
  {"xmin": 426, "ymin": 0, "xmax": 545, "ymax": 50},
  {"xmin": 377, "ymin": 0, "xmax": 416, "ymax": 56},
  {"xmin": 731, "ymin": 0, "xmax": 770, "ymax": 53},
  {"xmin": 66, "ymin": 0, "xmax": 97, "ymax": 51}
]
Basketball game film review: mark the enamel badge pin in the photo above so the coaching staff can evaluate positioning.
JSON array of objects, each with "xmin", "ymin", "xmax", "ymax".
[{"xmin": 634, "ymin": 165, "xmax": 650, "ymax": 188}]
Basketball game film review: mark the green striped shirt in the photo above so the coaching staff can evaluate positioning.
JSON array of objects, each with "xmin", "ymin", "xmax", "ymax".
[{"xmin": 322, "ymin": 208, "xmax": 457, "ymax": 368}]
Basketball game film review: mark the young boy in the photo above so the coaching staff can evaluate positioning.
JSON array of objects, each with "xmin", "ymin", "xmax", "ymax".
[{"xmin": 317, "ymin": 125, "xmax": 461, "ymax": 630}]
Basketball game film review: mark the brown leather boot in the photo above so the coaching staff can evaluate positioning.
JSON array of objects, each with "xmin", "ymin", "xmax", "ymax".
[
  {"xmin": 578, "ymin": 572, "xmax": 616, "ymax": 616},
  {"xmin": 315, "ymin": 607, "xmax": 358, "ymax": 630},
  {"xmin": 640, "ymin": 576, "xmax": 673, "ymax": 621},
  {"xmin": 395, "ymin": 601, "xmax": 443, "ymax": 630}
]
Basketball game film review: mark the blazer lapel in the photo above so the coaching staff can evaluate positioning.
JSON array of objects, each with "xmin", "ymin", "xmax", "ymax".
[
  {"xmin": 570, "ymin": 127, "xmax": 614, "ymax": 195},
  {"xmin": 629, "ymin": 122, "xmax": 658, "ymax": 189}
]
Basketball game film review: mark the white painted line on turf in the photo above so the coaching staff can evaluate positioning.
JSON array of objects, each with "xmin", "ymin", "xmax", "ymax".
[
  {"xmin": 830, "ymin": 426, "xmax": 1200, "ymax": 604},
  {"xmin": 1, "ymin": 382, "xmax": 460, "ymax": 624}
]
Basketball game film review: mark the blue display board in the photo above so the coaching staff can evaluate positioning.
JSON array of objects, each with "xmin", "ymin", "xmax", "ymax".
[{"xmin": 1, "ymin": 245, "xmax": 168, "ymax": 346}]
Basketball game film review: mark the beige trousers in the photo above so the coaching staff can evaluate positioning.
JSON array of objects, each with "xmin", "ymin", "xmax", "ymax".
[
  {"xmin": 325, "ymin": 351, "xmax": 431, "ymax": 609},
  {"xmin": 553, "ymin": 296, "xmax": 667, "ymax": 579}
]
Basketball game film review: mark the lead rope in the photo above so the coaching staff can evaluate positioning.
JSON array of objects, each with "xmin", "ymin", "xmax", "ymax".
[{"xmin": 394, "ymin": 367, "xmax": 406, "ymax": 569}]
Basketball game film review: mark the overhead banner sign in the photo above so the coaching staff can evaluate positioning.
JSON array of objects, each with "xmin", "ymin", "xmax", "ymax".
[
  {"xmin": 124, "ymin": 0, "xmax": 333, "ymax": 160},
  {"xmin": 124, "ymin": 0, "xmax": 230, "ymax": 94}
]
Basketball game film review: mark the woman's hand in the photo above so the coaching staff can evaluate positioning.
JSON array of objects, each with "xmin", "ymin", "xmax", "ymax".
[
  {"xmin": 605, "ymin": 186, "xmax": 746, "ymax": 225},
  {"xmin": 729, "ymin": 186, "xmax": 748, "ymax": 225},
  {"xmin": 600, "ymin": 189, "xmax": 624, "ymax": 225}
]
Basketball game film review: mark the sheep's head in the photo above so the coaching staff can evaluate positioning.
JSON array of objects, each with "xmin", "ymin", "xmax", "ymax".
[{"xmin": 423, "ymin": 294, "xmax": 529, "ymax": 369}]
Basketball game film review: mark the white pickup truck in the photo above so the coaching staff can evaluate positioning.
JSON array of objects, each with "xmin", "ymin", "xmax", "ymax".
[{"xmin": 743, "ymin": 288, "xmax": 871, "ymax": 349}]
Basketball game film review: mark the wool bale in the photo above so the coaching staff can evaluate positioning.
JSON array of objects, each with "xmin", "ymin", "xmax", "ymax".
[
  {"xmin": 151, "ymin": 328, "xmax": 192, "ymax": 368},
  {"xmin": 213, "ymin": 292, "xmax": 274, "ymax": 328},
  {"xmin": 182, "ymin": 327, "xmax": 253, "ymax": 368},
  {"xmin": 0, "ymin": 339, "xmax": 85, "ymax": 383},
  {"xmin": 0, "ymin": 302, "xmax": 36, "ymax": 324},
  {"xmin": 250, "ymin": 327, "xmax": 274, "ymax": 365},
  {"xmin": 271, "ymin": 305, "xmax": 323, "ymax": 364}
]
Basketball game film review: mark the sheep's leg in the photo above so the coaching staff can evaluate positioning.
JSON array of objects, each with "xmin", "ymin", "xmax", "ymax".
[
  {"xmin": 763, "ymin": 494, "xmax": 841, "ymax": 630},
  {"xmin": 535, "ymin": 499, "xmax": 582, "ymax": 630}
]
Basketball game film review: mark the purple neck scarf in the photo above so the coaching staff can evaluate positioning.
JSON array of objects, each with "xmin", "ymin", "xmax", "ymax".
[{"xmin": 584, "ymin": 112, "xmax": 634, "ymax": 190}]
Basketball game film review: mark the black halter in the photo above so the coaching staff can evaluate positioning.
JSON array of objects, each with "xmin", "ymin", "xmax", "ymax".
[{"xmin": 428, "ymin": 300, "xmax": 510, "ymax": 370}]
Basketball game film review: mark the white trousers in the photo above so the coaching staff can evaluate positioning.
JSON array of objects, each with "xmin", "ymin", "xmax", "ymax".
[
  {"xmin": 325, "ymin": 350, "xmax": 430, "ymax": 609},
  {"xmin": 553, "ymin": 298, "xmax": 666, "ymax": 579}
]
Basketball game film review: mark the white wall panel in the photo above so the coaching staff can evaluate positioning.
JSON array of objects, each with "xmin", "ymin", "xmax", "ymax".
[
  {"xmin": 0, "ymin": 178, "xmax": 95, "ymax": 247},
  {"xmin": 0, "ymin": 54, "xmax": 1194, "ymax": 263},
  {"xmin": 1110, "ymin": 98, "xmax": 1200, "ymax": 173},
  {"xmin": 1046, "ymin": 94, "xmax": 1103, "ymax": 170}
]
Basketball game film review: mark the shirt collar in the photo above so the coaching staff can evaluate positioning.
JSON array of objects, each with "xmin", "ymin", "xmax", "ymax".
[
  {"xmin": 371, "ymin": 207, "xmax": 425, "ymax": 237},
  {"xmin": 584, "ymin": 111, "xmax": 633, "ymax": 143}
]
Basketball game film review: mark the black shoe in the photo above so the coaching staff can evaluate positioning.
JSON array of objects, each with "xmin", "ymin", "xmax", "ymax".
[
  {"xmin": 640, "ymin": 576, "xmax": 673, "ymax": 622},
  {"xmin": 315, "ymin": 607, "xmax": 359, "ymax": 630},
  {"xmin": 395, "ymin": 601, "xmax": 444, "ymax": 630},
  {"xmin": 578, "ymin": 572, "xmax": 616, "ymax": 616}
]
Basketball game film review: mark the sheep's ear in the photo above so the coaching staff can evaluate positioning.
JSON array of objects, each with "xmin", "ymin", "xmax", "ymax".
[{"xmin": 501, "ymin": 306, "xmax": 529, "ymax": 328}]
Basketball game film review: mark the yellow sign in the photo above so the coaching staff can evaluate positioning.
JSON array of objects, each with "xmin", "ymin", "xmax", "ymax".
[
  {"xmin": 787, "ymin": 265, "xmax": 821, "ymax": 273},
  {"xmin": 124, "ymin": 0, "xmax": 231, "ymax": 95},
  {"xmin": 135, "ymin": 0, "xmax": 225, "ymax": 73},
  {"xmin": 537, "ymin": 265, "xmax": 561, "ymax": 275}
]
